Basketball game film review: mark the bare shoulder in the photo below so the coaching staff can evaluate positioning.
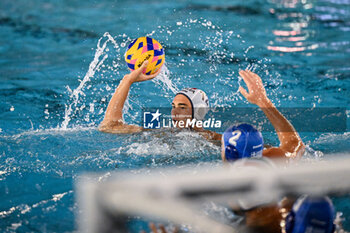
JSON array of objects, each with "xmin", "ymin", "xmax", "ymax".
[
  {"xmin": 263, "ymin": 142, "xmax": 305, "ymax": 159},
  {"xmin": 263, "ymin": 147, "xmax": 288, "ymax": 159},
  {"xmin": 98, "ymin": 121, "xmax": 143, "ymax": 134},
  {"xmin": 263, "ymin": 147, "xmax": 301, "ymax": 160}
]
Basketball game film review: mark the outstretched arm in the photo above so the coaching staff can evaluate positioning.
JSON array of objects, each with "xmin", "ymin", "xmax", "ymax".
[
  {"xmin": 238, "ymin": 70, "xmax": 305, "ymax": 159},
  {"xmin": 99, "ymin": 61, "xmax": 161, "ymax": 133}
]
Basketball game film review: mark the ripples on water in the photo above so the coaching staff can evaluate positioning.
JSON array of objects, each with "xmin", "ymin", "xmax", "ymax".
[{"xmin": 0, "ymin": 0, "xmax": 349, "ymax": 232}]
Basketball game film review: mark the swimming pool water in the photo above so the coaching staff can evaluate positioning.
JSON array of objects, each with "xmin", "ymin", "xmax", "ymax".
[{"xmin": 0, "ymin": 0, "xmax": 349, "ymax": 232}]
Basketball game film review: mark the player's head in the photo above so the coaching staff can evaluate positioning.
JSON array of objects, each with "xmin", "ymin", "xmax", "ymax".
[
  {"xmin": 285, "ymin": 195, "xmax": 335, "ymax": 233},
  {"xmin": 221, "ymin": 123, "xmax": 263, "ymax": 162},
  {"xmin": 172, "ymin": 88, "xmax": 209, "ymax": 127}
]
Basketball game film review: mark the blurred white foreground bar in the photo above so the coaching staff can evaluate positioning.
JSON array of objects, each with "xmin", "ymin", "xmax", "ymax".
[{"xmin": 77, "ymin": 155, "xmax": 350, "ymax": 233}]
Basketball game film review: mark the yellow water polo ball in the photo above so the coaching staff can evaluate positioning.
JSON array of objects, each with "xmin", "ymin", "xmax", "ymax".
[{"xmin": 125, "ymin": 37, "xmax": 165, "ymax": 75}]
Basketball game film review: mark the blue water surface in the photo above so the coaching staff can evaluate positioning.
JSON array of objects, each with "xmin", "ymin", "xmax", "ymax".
[{"xmin": 0, "ymin": 0, "xmax": 349, "ymax": 232}]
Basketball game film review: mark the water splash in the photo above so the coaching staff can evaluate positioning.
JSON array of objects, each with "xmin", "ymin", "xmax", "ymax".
[
  {"xmin": 152, "ymin": 64, "xmax": 179, "ymax": 94},
  {"xmin": 60, "ymin": 32, "xmax": 180, "ymax": 129},
  {"xmin": 0, "ymin": 126, "xmax": 96, "ymax": 140},
  {"xmin": 61, "ymin": 32, "xmax": 119, "ymax": 129},
  {"xmin": 0, "ymin": 191, "xmax": 73, "ymax": 219}
]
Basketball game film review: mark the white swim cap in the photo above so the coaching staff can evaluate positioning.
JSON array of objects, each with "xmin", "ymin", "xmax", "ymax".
[{"xmin": 176, "ymin": 88, "xmax": 209, "ymax": 120}]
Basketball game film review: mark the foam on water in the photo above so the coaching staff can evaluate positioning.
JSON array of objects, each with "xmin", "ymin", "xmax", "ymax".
[{"xmin": 115, "ymin": 130, "xmax": 220, "ymax": 157}]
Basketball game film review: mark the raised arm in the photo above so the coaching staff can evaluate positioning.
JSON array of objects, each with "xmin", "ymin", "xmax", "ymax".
[
  {"xmin": 238, "ymin": 70, "xmax": 305, "ymax": 159},
  {"xmin": 99, "ymin": 61, "xmax": 160, "ymax": 134}
]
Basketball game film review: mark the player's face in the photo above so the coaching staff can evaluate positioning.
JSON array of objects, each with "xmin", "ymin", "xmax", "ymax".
[{"xmin": 171, "ymin": 94, "xmax": 193, "ymax": 127}]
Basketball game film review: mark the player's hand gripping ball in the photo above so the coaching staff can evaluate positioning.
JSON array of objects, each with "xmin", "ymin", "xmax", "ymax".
[{"xmin": 125, "ymin": 37, "xmax": 165, "ymax": 75}]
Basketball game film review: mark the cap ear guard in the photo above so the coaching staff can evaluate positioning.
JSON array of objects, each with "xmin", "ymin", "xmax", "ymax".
[
  {"xmin": 194, "ymin": 102, "xmax": 209, "ymax": 121},
  {"xmin": 176, "ymin": 88, "xmax": 209, "ymax": 121},
  {"xmin": 225, "ymin": 145, "xmax": 240, "ymax": 161},
  {"xmin": 285, "ymin": 211, "xmax": 295, "ymax": 233},
  {"xmin": 331, "ymin": 224, "xmax": 336, "ymax": 233}
]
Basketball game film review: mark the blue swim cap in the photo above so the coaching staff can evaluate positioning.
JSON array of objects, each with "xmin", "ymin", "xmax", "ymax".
[
  {"xmin": 285, "ymin": 196, "xmax": 335, "ymax": 233},
  {"xmin": 222, "ymin": 123, "xmax": 263, "ymax": 161}
]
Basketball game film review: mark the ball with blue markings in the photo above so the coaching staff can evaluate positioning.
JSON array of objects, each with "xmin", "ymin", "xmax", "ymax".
[{"xmin": 125, "ymin": 37, "xmax": 165, "ymax": 75}]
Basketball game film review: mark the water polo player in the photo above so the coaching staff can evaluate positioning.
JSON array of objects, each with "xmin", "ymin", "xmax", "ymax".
[
  {"xmin": 240, "ymin": 195, "xmax": 336, "ymax": 233},
  {"xmin": 220, "ymin": 123, "xmax": 338, "ymax": 233},
  {"xmin": 98, "ymin": 61, "xmax": 221, "ymax": 140},
  {"xmin": 221, "ymin": 123, "xmax": 293, "ymax": 232}
]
